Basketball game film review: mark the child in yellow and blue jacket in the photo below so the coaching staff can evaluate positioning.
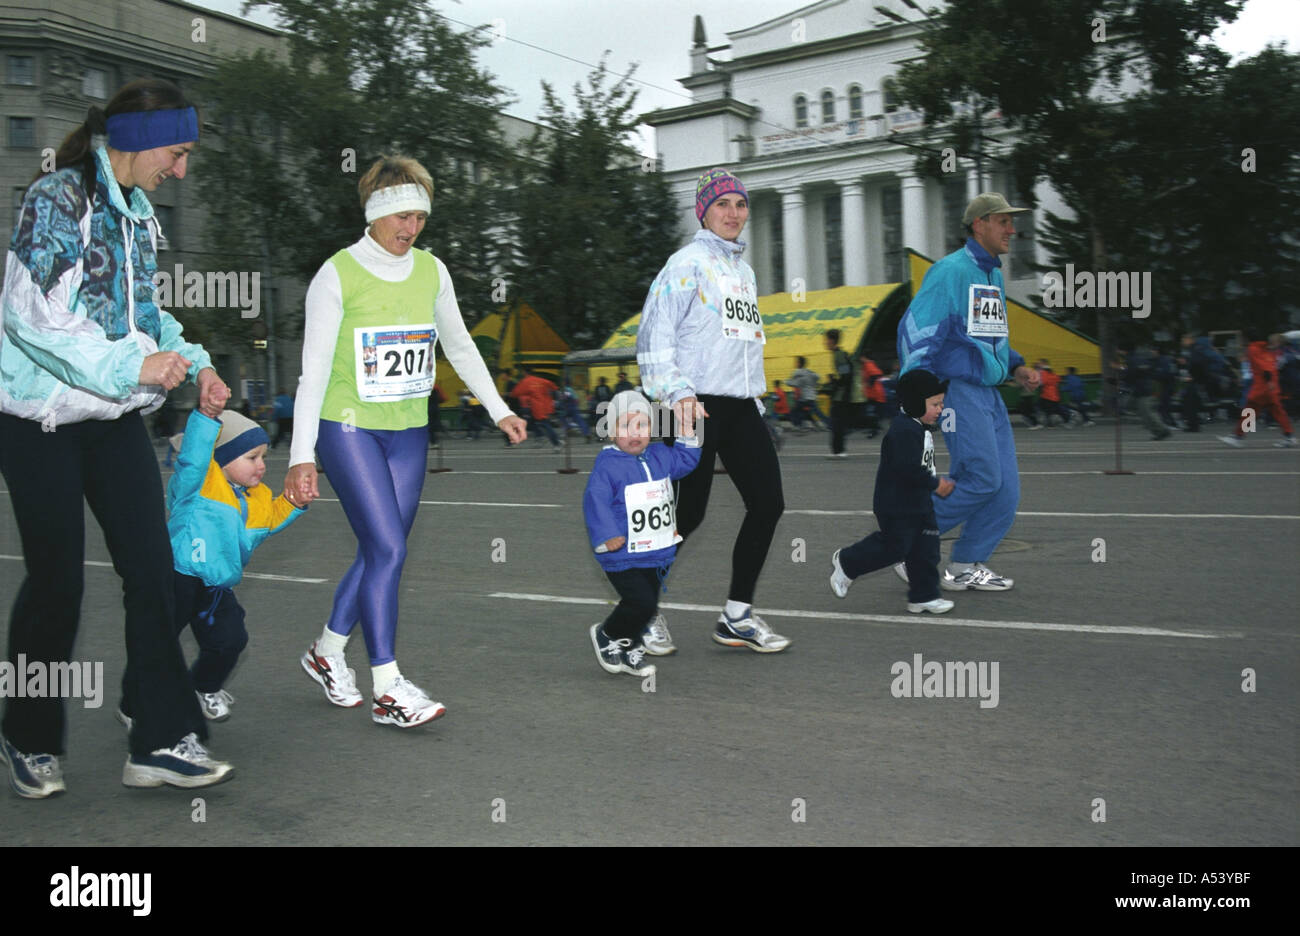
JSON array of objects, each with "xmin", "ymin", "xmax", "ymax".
[{"xmin": 122, "ymin": 410, "xmax": 303, "ymax": 725}]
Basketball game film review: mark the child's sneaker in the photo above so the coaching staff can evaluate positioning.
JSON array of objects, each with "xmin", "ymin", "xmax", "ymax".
[
  {"xmin": 829, "ymin": 549, "xmax": 853, "ymax": 599},
  {"xmin": 713, "ymin": 611, "xmax": 791, "ymax": 652},
  {"xmin": 301, "ymin": 640, "xmax": 363, "ymax": 707},
  {"xmin": 122, "ymin": 733, "xmax": 234, "ymax": 789},
  {"xmin": 0, "ymin": 733, "xmax": 65, "ymax": 799},
  {"xmin": 942, "ymin": 563, "xmax": 1014, "ymax": 591},
  {"xmin": 642, "ymin": 614, "xmax": 676, "ymax": 656},
  {"xmin": 907, "ymin": 597, "xmax": 955, "ymax": 614},
  {"xmin": 196, "ymin": 689, "xmax": 234, "ymax": 722},
  {"xmin": 371, "ymin": 677, "xmax": 446, "ymax": 728},
  {"xmin": 590, "ymin": 624, "xmax": 657, "ymax": 676}
]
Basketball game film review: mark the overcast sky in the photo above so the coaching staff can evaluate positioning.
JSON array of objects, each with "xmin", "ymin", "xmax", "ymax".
[{"xmin": 193, "ymin": 0, "xmax": 1297, "ymax": 153}]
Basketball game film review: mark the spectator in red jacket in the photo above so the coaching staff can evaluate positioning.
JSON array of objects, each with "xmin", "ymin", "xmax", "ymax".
[
  {"xmin": 512, "ymin": 369, "xmax": 560, "ymax": 447},
  {"xmin": 1222, "ymin": 334, "xmax": 1296, "ymax": 447},
  {"xmin": 1036, "ymin": 360, "xmax": 1072, "ymax": 427},
  {"xmin": 861, "ymin": 355, "xmax": 888, "ymax": 438}
]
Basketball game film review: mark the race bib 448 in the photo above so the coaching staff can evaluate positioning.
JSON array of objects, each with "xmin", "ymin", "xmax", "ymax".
[{"xmin": 967, "ymin": 285, "xmax": 1007, "ymax": 337}]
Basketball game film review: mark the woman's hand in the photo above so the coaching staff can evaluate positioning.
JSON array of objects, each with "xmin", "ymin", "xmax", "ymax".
[
  {"xmin": 285, "ymin": 463, "xmax": 319, "ymax": 507},
  {"xmin": 498, "ymin": 414, "xmax": 527, "ymax": 445},
  {"xmin": 139, "ymin": 351, "xmax": 191, "ymax": 391}
]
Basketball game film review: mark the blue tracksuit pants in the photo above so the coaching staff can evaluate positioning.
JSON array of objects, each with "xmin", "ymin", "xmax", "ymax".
[{"xmin": 931, "ymin": 379, "xmax": 1020, "ymax": 563}]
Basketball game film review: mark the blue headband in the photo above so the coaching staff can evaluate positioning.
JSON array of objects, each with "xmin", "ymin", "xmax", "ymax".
[
  {"xmin": 105, "ymin": 107, "xmax": 199, "ymax": 152},
  {"xmin": 214, "ymin": 426, "xmax": 269, "ymax": 468}
]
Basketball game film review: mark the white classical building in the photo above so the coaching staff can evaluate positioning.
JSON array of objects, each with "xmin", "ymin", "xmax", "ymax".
[{"xmin": 642, "ymin": 0, "xmax": 1072, "ymax": 305}]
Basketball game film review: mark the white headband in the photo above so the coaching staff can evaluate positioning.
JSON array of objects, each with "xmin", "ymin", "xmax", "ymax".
[{"xmin": 364, "ymin": 183, "xmax": 432, "ymax": 223}]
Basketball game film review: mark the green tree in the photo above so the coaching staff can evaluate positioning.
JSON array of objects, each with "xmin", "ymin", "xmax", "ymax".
[
  {"xmin": 198, "ymin": 0, "xmax": 514, "ymax": 351},
  {"xmin": 510, "ymin": 61, "xmax": 680, "ymax": 347},
  {"xmin": 891, "ymin": 0, "xmax": 1300, "ymax": 406}
]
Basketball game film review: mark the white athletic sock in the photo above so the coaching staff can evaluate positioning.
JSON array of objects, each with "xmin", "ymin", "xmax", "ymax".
[
  {"xmin": 724, "ymin": 599, "xmax": 750, "ymax": 620},
  {"xmin": 372, "ymin": 662, "xmax": 401, "ymax": 697},
  {"xmin": 948, "ymin": 561, "xmax": 975, "ymax": 574},
  {"xmin": 316, "ymin": 625, "xmax": 348, "ymax": 658}
]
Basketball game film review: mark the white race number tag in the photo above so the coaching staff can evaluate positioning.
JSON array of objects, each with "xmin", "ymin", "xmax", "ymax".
[
  {"xmin": 625, "ymin": 478, "xmax": 680, "ymax": 553},
  {"xmin": 354, "ymin": 324, "xmax": 437, "ymax": 402},
  {"xmin": 967, "ymin": 285, "xmax": 1007, "ymax": 337},
  {"xmin": 718, "ymin": 275, "xmax": 764, "ymax": 343}
]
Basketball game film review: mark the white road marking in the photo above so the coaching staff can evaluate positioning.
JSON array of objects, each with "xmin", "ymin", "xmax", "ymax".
[
  {"xmin": 312, "ymin": 498, "xmax": 563, "ymax": 508},
  {"xmin": 784, "ymin": 509, "xmax": 1300, "ymax": 520},
  {"xmin": 0, "ymin": 555, "xmax": 327, "ymax": 584},
  {"xmin": 488, "ymin": 592, "xmax": 1234, "ymax": 639}
]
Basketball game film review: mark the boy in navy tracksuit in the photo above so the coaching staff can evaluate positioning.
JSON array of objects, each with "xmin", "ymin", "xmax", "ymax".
[
  {"xmin": 829, "ymin": 369, "xmax": 956, "ymax": 613},
  {"xmin": 583, "ymin": 391, "xmax": 701, "ymax": 677}
]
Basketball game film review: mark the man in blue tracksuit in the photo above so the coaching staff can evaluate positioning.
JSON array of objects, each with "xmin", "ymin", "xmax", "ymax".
[{"xmin": 895, "ymin": 193, "xmax": 1040, "ymax": 591}]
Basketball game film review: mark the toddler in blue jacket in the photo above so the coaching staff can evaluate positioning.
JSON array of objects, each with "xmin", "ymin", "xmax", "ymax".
[
  {"xmin": 583, "ymin": 391, "xmax": 701, "ymax": 677},
  {"xmin": 829, "ymin": 369, "xmax": 957, "ymax": 613},
  {"xmin": 120, "ymin": 410, "xmax": 304, "ymax": 726}
]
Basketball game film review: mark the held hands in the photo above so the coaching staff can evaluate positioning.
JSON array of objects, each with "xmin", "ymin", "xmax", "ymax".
[
  {"xmin": 672, "ymin": 396, "xmax": 709, "ymax": 439},
  {"xmin": 139, "ymin": 351, "xmax": 191, "ymax": 391},
  {"xmin": 603, "ymin": 536, "xmax": 627, "ymax": 552},
  {"xmin": 499, "ymin": 414, "xmax": 527, "ymax": 445},
  {"xmin": 1014, "ymin": 365, "xmax": 1041, "ymax": 392},
  {"xmin": 284, "ymin": 464, "xmax": 319, "ymax": 508},
  {"xmin": 936, "ymin": 477, "xmax": 955, "ymax": 498},
  {"xmin": 196, "ymin": 368, "xmax": 230, "ymax": 418}
]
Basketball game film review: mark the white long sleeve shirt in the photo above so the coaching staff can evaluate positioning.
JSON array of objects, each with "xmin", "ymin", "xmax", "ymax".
[{"xmin": 290, "ymin": 231, "xmax": 512, "ymax": 467}]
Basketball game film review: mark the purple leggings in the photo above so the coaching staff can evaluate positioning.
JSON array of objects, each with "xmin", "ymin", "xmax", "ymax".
[{"xmin": 316, "ymin": 420, "xmax": 427, "ymax": 665}]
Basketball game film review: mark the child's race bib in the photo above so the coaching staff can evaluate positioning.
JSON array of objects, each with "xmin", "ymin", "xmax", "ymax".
[
  {"xmin": 354, "ymin": 324, "xmax": 437, "ymax": 402},
  {"xmin": 966, "ymin": 285, "xmax": 1007, "ymax": 337},
  {"xmin": 718, "ymin": 275, "xmax": 764, "ymax": 343},
  {"xmin": 624, "ymin": 478, "xmax": 680, "ymax": 553}
]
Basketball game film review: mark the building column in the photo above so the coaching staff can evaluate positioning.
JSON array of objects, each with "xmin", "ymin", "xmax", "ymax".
[
  {"xmin": 966, "ymin": 165, "xmax": 982, "ymax": 202},
  {"xmin": 780, "ymin": 187, "xmax": 807, "ymax": 295},
  {"xmin": 864, "ymin": 183, "xmax": 884, "ymax": 284},
  {"xmin": 901, "ymin": 172, "xmax": 927, "ymax": 255},
  {"xmin": 841, "ymin": 179, "xmax": 868, "ymax": 286}
]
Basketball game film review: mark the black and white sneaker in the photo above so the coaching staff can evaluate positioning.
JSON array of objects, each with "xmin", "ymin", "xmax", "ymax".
[
  {"xmin": 941, "ymin": 563, "xmax": 1014, "ymax": 591},
  {"xmin": 590, "ymin": 624, "xmax": 657, "ymax": 676},
  {"xmin": 713, "ymin": 612, "xmax": 791, "ymax": 652},
  {"xmin": 122, "ymin": 733, "xmax": 234, "ymax": 789},
  {"xmin": 371, "ymin": 677, "xmax": 446, "ymax": 728},
  {"xmin": 1, "ymin": 733, "xmax": 65, "ymax": 799}
]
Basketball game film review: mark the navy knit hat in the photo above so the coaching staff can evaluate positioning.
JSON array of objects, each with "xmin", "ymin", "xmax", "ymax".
[
  {"xmin": 897, "ymin": 369, "xmax": 949, "ymax": 418},
  {"xmin": 213, "ymin": 411, "xmax": 269, "ymax": 466}
]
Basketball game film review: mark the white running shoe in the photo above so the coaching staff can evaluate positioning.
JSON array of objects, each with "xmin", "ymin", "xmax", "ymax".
[
  {"xmin": 122, "ymin": 733, "xmax": 234, "ymax": 789},
  {"xmin": 893, "ymin": 562, "xmax": 909, "ymax": 584},
  {"xmin": 907, "ymin": 597, "xmax": 955, "ymax": 614},
  {"xmin": 196, "ymin": 689, "xmax": 234, "ymax": 722},
  {"xmin": 1273, "ymin": 436, "xmax": 1297, "ymax": 448},
  {"xmin": 1219, "ymin": 435, "xmax": 1244, "ymax": 448},
  {"xmin": 642, "ymin": 614, "xmax": 677, "ymax": 656},
  {"xmin": 830, "ymin": 549, "xmax": 853, "ymax": 599},
  {"xmin": 372, "ymin": 676, "xmax": 446, "ymax": 728},
  {"xmin": 941, "ymin": 563, "xmax": 1014, "ymax": 591},
  {"xmin": 301, "ymin": 640, "xmax": 363, "ymax": 707},
  {"xmin": 713, "ymin": 612, "xmax": 792, "ymax": 652}
]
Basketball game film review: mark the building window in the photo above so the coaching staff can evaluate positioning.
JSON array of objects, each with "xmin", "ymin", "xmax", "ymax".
[
  {"xmin": 848, "ymin": 84, "xmax": 864, "ymax": 120},
  {"xmin": 83, "ymin": 67, "xmax": 108, "ymax": 99},
  {"xmin": 882, "ymin": 78, "xmax": 900, "ymax": 114},
  {"xmin": 7, "ymin": 117, "xmax": 35, "ymax": 148},
  {"xmin": 821, "ymin": 90, "xmax": 835, "ymax": 125},
  {"xmin": 1004, "ymin": 179, "xmax": 1037, "ymax": 276},
  {"xmin": 7, "ymin": 55, "xmax": 35, "ymax": 86},
  {"xmin": 825, "ymin": 194, "xmax": 843, "ymax": 288},
  {"xmin": 943, "ymin": 174, "xmax": 968, "ymax": 254},
  {"xmin": 794, "ymin": 94, "xmax": 808, "ymax": 129},
  {"xmin": 770, "ymin": 207, "xmax": 785, "ymax": 292}
]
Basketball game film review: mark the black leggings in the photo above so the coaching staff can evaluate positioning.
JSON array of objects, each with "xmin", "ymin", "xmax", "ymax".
[
  {"xmin": 674, "ymin": 395, "xmax": 784, "ymax": 605},
  {"xmin": 0, "ymin": 411, "xmax": 204, "ymax": 756},
  {"xmin": 602, "ymin": 567, "xmax": 662, "ymax": 641}
]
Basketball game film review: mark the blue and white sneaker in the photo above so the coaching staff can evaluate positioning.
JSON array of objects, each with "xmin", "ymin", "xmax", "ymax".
[
  {"xmin": 0, "ymin": 733, "xmax": 65, "ymax": 799},
  {"xmin": 591, "ymin": 624, "xmax": 657, "ymax": 676},
  {"xmin": 122, "ymin": 732, "xmax": 234, "ymax": 789},
  {"xmin": 942, "ymin": 563, "xmax": 1014, "ymax": 592},
  {"xmin": 713, "ymin": 611, "xmax": 791, "ymax": 653}
]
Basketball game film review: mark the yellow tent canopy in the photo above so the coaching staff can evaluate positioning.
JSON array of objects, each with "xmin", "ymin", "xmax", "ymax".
[
  {"xmin": 435, "ymin": 303, "xmax": 570, "ymax": 403},
  {"xmin": 906, "ymin": 250, "xmax": 1100, "ymax": 375}
]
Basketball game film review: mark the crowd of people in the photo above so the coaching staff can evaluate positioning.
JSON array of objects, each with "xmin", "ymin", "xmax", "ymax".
[{"xmin": 1, "ymin": 76, "xmax": 1290, "ymax": 801}]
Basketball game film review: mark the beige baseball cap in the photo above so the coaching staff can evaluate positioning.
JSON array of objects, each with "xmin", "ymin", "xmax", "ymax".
[{"xmin": 962, "ymin": 192, "xmax": 1029, "ymax": 226}]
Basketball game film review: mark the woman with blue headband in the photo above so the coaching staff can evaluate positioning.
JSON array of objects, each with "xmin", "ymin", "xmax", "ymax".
[{"xmin": 0, "ymin": 78, "xmax": 235, "ymax": 797}]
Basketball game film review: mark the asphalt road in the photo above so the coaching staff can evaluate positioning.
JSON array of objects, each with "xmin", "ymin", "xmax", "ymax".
[{"xmin": 1, "ymin": 417, "xmax": 1296, "ymax": 845}]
